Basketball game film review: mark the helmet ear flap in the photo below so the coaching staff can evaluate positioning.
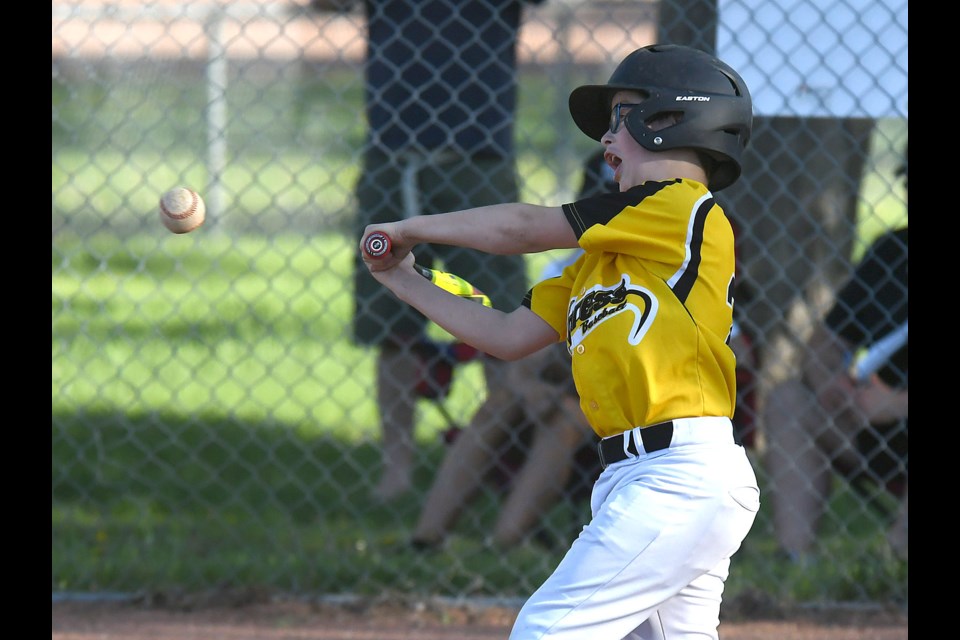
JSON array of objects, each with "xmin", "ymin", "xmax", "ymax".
[{"xmin": 622, "ymin": 92, "xmax": 751, "ymax": 191}]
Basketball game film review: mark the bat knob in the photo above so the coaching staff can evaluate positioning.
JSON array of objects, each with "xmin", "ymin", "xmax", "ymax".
[{"xmin": 364, "ymin": 231, "xmax": 391, "ymax": 258}]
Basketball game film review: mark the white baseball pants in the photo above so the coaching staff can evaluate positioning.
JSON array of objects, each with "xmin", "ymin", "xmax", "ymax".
[{"xmin": 509, "ymin": 416, "xmax": 760, "ymax": 640}]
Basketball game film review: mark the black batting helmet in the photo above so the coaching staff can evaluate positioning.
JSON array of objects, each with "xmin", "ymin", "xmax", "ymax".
[{"xmin": 568, "ymin": 44, "xmax": 753, "ymax": 191}]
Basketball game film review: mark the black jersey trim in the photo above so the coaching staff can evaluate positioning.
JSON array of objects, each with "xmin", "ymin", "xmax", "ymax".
[
  {"xmin": 671, "ymin": 196, "xmax": 714, "ymax": 304},
  {"xmin": 561, "ymin": 180, "xmax": 677, "ymax": 239},
  {"xmin": 521, "ymin": 289, "xmax": 534, "ymax": 309}
]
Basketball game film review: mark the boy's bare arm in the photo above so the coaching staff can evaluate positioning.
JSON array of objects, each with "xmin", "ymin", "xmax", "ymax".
[
  {"xmin": 365, "ymin": 253, "xmax": 560, "ymax": 361},
  {"xmin": 360, "ymin": 203, "xmax": 577, "ymax": 271}
]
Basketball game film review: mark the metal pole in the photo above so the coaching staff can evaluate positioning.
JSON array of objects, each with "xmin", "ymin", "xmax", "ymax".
[{"xmin": 205, "ymin": 7, "xmax": 228, "ymax": 230}]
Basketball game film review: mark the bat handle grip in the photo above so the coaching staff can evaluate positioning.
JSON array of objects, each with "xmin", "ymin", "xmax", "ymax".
[{"xmin": 363, "ymin": 231, "xmax": 392, "ymax": 259}]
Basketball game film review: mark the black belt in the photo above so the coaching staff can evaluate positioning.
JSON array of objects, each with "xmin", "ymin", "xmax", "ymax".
[{"xmin": 597, "ymin": 421, "xmax": 674, "ymax": 469}]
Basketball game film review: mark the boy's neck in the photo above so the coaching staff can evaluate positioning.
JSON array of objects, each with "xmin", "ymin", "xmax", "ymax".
[{"xmin": 629, "ymin": 158, "xmax": 708, "ymax": 189}]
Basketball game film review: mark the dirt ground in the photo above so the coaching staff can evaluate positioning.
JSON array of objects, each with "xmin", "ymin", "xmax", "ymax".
[{"xmin": 52, "ymin": 599, "xmax": 909, "ymax": 640}]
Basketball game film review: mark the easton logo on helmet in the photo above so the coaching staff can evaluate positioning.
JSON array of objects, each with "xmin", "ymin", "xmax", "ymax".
[{"xmin": 676, "ymin": 96, "xmax": 711, "ymax": 102}]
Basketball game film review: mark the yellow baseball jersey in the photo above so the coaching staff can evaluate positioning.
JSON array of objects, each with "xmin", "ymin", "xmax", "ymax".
[{"xmin": 523, "ymin": 178, "xmax": 737, "ymax": 439}]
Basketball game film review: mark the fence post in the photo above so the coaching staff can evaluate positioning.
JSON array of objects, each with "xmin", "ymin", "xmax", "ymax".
[{"xmin": 205, "ymin": 6, "xmax": 228, "ymax": 230}]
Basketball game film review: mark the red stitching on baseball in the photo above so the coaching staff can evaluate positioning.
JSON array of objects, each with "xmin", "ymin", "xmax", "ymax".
[{"xmin": 161, "ymin": 190, "xmax": 198, "ymax": 220}]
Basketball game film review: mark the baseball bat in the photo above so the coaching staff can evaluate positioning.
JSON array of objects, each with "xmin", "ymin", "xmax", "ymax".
[
  {"xmin": 362, "ymin": 231, "xmax": 492, "ymax": 308},
  {"xmin": 851, "ymin": 320, "xmax": 908, "ymax": 382},
  {"xmin": 363, "ymin": 230, "xmax": 392, "ymax": 259}
]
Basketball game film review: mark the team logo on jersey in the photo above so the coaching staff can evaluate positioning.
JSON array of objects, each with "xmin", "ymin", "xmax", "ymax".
[{"xmin": 566, "ymin": 275, "xmax": 658, "ymax": 349}]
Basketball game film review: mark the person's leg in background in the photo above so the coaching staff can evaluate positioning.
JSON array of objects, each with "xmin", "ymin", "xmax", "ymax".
[
  {"xmin": 492, "ymin": 346, "xmax": 595, "ymax": 548},
  {"xmin": 412, "ymin": 346, "xmax": 596, "ymax": 550},
  {"xmin": 353, "ymin": 150, "xmax": 435, "ymax": 501},
  {"xmin": 763, "ymin": 374, "xmax": 903, "ymax": 561},
  {"xmin": 371, "ymin": 339, "xmax": 421, "ymax": 500},
  {"xmin": 761, "ymin": 379, "xmax": 836, "ymax": 560},
  {"xmin": 493, "ymin": 395, "xmax": 594, "ymax": 548},
  {"xmin": 410, "ymin": 360, "xmax": 525, "ymax": 547}
]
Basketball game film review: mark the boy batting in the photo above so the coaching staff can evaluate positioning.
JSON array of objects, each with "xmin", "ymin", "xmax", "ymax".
[{"xmin": 361, "ymin": 44, "xmax": 760, "ymax": 639}]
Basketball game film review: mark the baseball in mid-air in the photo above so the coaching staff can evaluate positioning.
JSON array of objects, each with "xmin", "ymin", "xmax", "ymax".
[{"xmin": 159, "ymin": 186, "xmax": 206, "ymax": 234}]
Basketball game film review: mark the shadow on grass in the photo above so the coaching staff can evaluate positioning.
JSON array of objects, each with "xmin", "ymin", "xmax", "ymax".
[{"xmin": 52, "ymin": 410, "xmax": 907, "ymax": 608}]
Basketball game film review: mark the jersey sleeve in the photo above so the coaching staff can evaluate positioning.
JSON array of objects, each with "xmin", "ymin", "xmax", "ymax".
[{"xmin": 521, "ymin": 255, "xmax": 582, "ymax": 342}]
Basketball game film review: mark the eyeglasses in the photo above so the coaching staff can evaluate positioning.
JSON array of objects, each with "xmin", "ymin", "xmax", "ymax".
[{"xmin": 609, "ymin": 103, "xmax": 641, "ymax": 134}]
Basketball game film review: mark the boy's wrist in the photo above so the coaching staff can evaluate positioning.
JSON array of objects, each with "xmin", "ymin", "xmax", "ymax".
[{"xmin": 403, "ymin": 215, "xmax": 435, "ymax": 246}]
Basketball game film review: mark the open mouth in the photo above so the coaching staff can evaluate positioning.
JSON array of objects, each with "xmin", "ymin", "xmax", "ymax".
[{"xmin": 604, "ymin": 152, "xmax": 622, "ymax": 182}]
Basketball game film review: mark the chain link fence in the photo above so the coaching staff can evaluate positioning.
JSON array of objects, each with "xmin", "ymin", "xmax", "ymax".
[{"xmin": 53, "ymin": 0, "xmax": 907, "ymax": 609}]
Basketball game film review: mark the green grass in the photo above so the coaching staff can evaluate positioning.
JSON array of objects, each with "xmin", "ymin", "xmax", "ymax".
[
  {"xmin": 52, "ymin": 405, "xmax": 907, "ymax": 603},
  {"xmin": 52, "ymin": 65, "xmax": 907, "ymax": 605},
  {"xmin": 52, "ymin": 408, "xmax": 566, "ymax": 596},
  {"xmin": 55, "ymin": 233, "xmax": 372, "ymax": 438}
]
